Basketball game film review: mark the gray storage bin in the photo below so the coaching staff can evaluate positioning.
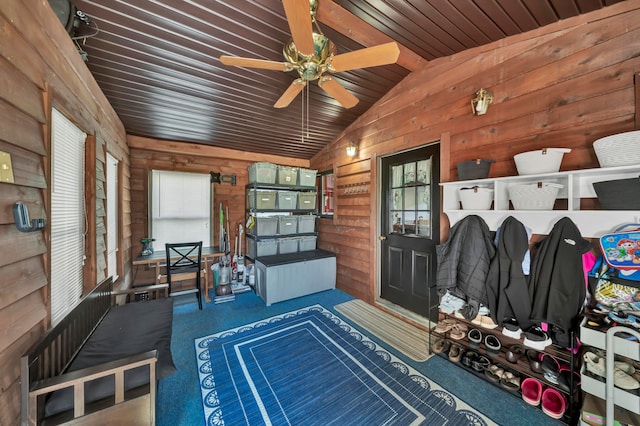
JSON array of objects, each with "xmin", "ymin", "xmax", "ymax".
[
  {"xmin": 297, "ymin": 191, "xmax": 317, "ymax": 210},
  {"xmin": 277, "ymin": 237, "xmax": 298, "ymax": 254},
  {"xmin": 298, "ymin": 235, "xmax": 317, "ymax": 252},
  {"xmin": 297, "ymin": 215, "xmax": 316, "ymax": 233},
  {"xmin": 248, "ymin": 162, "xmax": 277, "ymax": 184},
  {"xmin": 278, "ymin": 215, "xmax": 297, "ymax": 235},
  {"xmin": 248, "ymin": 216, "xmax": 278, "ymax": 236},
  {"xmin": 277, "ymin": 165, "xmax": 298, "ymax": 185},
  {"xmin": 298, "ymin": 168, "xmax": 318, "ymax": 187},
  {"xmin": 277, "ymin": 191, "xmax": 298, "ymax": 210},
  {"xmin": 247, "ymin": 189, "xmax": 277, "ymax": 209},
  {"xmin": 247, "ymin": 238, "xmax": 278, "ymax": 258}
]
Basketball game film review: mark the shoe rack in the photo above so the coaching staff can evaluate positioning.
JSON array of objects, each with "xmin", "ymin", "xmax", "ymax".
[
  {"xmin": 432, "ymin": 312, "xmax": 579, "ymax": 424},
  {"xmin": 580, "ymin": 321, "xmax": 640, "ymax": 424}
]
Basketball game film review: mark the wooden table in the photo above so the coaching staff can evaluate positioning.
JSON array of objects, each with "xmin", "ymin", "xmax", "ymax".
[{"xmin": 133, "ymin": 246, "xmax": 224, "ymax": 302}]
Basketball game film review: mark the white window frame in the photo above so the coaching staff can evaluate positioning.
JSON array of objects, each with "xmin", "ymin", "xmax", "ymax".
[
  {"xmin": 50, "ymin": 108, "xmax": 86, "ymax": 325},
  {"xmin": 149, "ymin": 170, "xmax": 212, "ymax": 253}
]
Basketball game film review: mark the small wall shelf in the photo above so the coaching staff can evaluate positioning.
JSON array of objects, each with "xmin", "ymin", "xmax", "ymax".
[{"xmin": 441, "ymin": 165, "xmax": 640, "ymax": 238}]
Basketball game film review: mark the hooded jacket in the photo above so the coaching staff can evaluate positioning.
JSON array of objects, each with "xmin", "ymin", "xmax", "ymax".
[
  {"xmin": 436, "ymin": 215, "xmax": 495, "ymax": 320},
  {"xmin": 486, "ymin": 216, "xmax": 533, "ymax": 329},
  {"xmin": 528, "ymin": 217, "xmax": 591, "ymax": 347}
]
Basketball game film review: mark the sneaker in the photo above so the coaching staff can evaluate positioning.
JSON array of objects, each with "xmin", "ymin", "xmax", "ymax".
[
  {"xmin": 523, "ymin": 326, "xmax": 552, "ymax": 350},
  {"xmin": 583, "ymin": 351, "xmax": 639, "ymax": 390},
  {"xmin": 502, "ymin": 318, "xmax": 522, "ymax": 339}
]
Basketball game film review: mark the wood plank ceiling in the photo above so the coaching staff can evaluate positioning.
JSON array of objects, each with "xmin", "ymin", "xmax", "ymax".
[{"xmin": 66, "ymin": 0, "xmax": 626, "ymax": 159}]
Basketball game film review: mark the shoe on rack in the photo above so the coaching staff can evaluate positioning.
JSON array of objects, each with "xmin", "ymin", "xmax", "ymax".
[
  {"xmin": 450, "ymin": 323, "xmax": 469, "ymax": 340},
  {"xmin": 500, "ymin": 371, "xmax": 521, "ymax": 391},
  {"xmin": 583, "ymin": 351, "xmax": 635, "ymax": 376},
  {"xmin": 468, "ymin": 328, "xmax": 482, "ymax": 349},
  {"xmin": 583, "ymin": 351, "xmax": 639, "ymax": 390},
  {"xmin": 432, "ymin": 337, "xmax": 451, "ymax": 354},
  {"xmin": 505, "ymin": 344, "xmax": 525, "ymax": 364},
  {"xmin": 521, "ymin": 377, "xmax": 543, "ymax": 406},
  {"xmin": 540, "ymin": 353, "xmax": 561, "ymax": 383},
  {"xmin": 485, "ymin": 364, "xmax": 504, "ymax": 382},
  {"xmin": 479, "ymin": 315, "xmax": 498, "ymax": 329},
  {"xmin": 557, "ymin": 367, "xmax": 581, "ymax": 394},
  {"xmin": 523, "ymin": 325, "xmax": 552, "ymax": 350},
  {"xmin": 448, "ymin": 343, "xmax": 463, "ymax": 362},
  {"xmin": 485, "ymin": 334, "xmax": 502, "ymax": 358},
  {"xmin": 527, "ymin": 350, "xmax": 544, "ymax": 374},
  {"xmin": 435, "ymin": 319, "xmax": 456, "ymax": 333},
  {"xmin": 501, "ymin": 317, "xmax": 522, "ymax": 339},
  {"xmin": 541, "ymin": 387, "xmax": 567, "ymax": 420},
  {"xmin": 462, "ymin": 350, "xmax": 478, "ymax": 368}
]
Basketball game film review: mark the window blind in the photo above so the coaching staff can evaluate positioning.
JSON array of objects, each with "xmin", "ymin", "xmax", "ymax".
[{"xmin": 50, "ymin": 108, "xmax": 86, "ymax": 325}]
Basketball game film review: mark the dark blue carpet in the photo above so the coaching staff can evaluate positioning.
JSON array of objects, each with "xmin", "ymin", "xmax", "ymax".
[
  {"xmin": 157, "ymin": 289, "xmax": 562, "ymax": 426},
  {"xmin": 196, "ymin": 305, "xmax": 489, "ymax": 425}
]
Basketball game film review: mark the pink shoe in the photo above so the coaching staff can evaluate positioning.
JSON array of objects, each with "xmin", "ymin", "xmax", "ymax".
[
  {"xmin": 521, "ymin": 377, "xmax": 543, "ymax": 406},
  {"xmin": 541, "ymin": 387, "xmax": 567, "ymax": 419}
]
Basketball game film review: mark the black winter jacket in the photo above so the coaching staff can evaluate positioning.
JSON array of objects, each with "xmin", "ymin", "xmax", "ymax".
[
  {"xmin": 528, "ymin": 217, "xmax": 591, "ymax": 347},
  {"xmin": 437, "ymin": 215, "xmax": 495, "ymax": 320}
]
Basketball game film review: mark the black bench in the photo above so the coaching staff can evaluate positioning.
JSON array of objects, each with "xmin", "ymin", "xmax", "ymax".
[{"xmin": 21, "ymin": 277, "xmax": 175, "ymax": 425}]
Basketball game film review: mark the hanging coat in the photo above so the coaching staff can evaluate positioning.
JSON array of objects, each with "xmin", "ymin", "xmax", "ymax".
[
  {"xmin": 436, "ymin": 215, "xmax": 495, "ymax": 320},
  {"xmin": 486, "ymin": 216, "xmax": 533, "ymax": 330},
  {"xmin": 528, "ymin": 217, "xmax": 591, "ymax": 347}
]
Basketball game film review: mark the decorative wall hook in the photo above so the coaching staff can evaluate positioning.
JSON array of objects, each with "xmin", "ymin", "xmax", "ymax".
[
  {"xmin": 13, "ymin": 202, "xmax": 45, "ymax": 233},
  {"xmin": 210, "ymin": 172, "xmax": 237, "ymax": 186}
]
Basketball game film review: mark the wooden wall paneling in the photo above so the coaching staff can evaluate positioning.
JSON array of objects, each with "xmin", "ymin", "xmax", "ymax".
[
  {"xmin": 310, "ymin": 4, "xmax": 640, "ymax": 304},
  {"xmin": 0, "ymin": 1, "xmax": 129, "ymax": 423}
]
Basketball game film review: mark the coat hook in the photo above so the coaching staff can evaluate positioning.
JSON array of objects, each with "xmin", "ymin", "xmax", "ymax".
[{"xmin": 13, "ymin": 202, "xmax": 45, "ymax": 232}]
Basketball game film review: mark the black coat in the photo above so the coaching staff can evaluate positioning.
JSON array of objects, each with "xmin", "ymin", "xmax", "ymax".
[
  {"xmin": 486, "ymin": 216, "xmax": 533, "ymax": 329},
  {"xmin": 437, "ymin": 215, "xmax": 495, "ymax": 320},
  {"xmin": 528, "ymin": 217, "xmax": 591, "ymax": 347}
]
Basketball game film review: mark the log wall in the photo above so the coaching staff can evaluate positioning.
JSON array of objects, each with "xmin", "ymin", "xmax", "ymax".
[
  {"xmin": 310, "ymin": 1, "xmax": 640, "ymax": 304},
  {"xmin": 0, "ymin": 1, "xmax": 129, "ymax": 424}
]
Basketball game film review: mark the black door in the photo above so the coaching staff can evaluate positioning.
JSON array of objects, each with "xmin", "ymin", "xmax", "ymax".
[{"xmin": 380, "ymin": 145, "xmax": 440, "ymax": 319}]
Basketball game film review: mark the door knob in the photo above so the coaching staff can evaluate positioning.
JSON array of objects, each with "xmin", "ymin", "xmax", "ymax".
[{"xmin": 379, "ymin": 235, "xmax": 387, "ymax": 240}]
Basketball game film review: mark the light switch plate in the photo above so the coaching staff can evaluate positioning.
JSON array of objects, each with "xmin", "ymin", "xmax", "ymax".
[{"xmin": 0, "ymin": 151, "xmax": 15, "ymax": 183}]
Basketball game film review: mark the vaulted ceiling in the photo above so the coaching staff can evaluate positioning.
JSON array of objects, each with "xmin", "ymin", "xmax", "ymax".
[{"xmin": 67, "ymin": 0, "xmax": 625, "ymax": 159}]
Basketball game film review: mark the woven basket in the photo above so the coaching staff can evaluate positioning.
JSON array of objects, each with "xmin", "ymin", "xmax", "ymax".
[
  {"xmin": 513, "ymin": 148, "xmax": 571, "ymax": 175},
  {"xmin": 509, "ymin": 182, "xmax": 563, "ymax": 210},
  {"xmin": 593, "ymin": 130, "xmax": 640, "ymax": 167},
  {"xmin": 458, "ymin": 186, "xmax": 493, "ymax": 210}
]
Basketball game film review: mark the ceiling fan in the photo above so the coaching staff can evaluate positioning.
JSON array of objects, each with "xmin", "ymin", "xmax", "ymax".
[{"xmin": 219, "ymin": 0, "xmax": 400, "ymax": 109}]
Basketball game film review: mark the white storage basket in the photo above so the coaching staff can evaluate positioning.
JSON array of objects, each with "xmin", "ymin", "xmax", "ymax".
[
  {"xmin": 593, "ymin": 130, "xmax": 640, "ymax": 167},
  {"xmin": 458, "ymin": 186, "xmax": 493, "ymax": 210},
  {"xmin": 514, "ymin": 148, "xmax": 571, "ymax": 175},
  {"xmin": 508, "ymin": 182, "xmax": 563, "ymax": 210}
]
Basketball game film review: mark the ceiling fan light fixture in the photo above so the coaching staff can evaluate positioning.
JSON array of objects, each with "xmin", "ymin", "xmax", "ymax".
[{"xmin": 346, "ymin": 141, "xmax": 358, "ymax": 157}]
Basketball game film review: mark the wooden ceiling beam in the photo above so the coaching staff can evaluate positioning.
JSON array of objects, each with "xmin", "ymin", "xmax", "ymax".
[{"xmin": 316, "ymin": 0, "xmax": 427, "ymax": 72}]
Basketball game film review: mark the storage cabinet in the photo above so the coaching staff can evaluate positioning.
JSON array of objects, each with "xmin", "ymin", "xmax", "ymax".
[
  {"xmin": 580, "ymin": 321, "xmax": 640, "ymax": 421},
  {"xmin": 254, "ymin": 249, "xmax": 336, "ymax": 306},
  {"xmin": 441, "ymin": 164, "xmax": 640, "ymax": 237}
]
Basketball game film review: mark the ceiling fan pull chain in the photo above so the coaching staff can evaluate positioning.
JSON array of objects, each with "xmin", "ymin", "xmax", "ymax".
[{"xmin": 306, "ymin": 83, "xmax": 310, "ymax": 139}]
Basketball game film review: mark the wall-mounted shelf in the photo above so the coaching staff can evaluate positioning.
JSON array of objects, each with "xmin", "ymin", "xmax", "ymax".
[{"xmin": 441, "ymin": 165, "xmax": 640, "ymax": 238}]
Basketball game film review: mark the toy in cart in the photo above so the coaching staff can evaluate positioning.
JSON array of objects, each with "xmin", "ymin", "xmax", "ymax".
[{"xmin": 600, "ymin": 224, "xmax": 640, "ymax": 281}]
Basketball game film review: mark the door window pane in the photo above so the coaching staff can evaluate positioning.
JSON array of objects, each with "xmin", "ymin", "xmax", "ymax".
[{"xmin": 388, "ymin": 158, "xmax": 433, "ymax": 238}]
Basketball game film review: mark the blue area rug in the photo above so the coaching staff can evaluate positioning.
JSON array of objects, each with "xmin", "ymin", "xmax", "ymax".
[{"xmin": 195, "ymin": 305, "xmax": 492, "ymax": 425}]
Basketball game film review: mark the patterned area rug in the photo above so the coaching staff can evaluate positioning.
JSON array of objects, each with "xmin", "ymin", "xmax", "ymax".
[
  {"xmin": 195, "ymin": 305, "xmax": 492, "ymax": 425},
  {"xmin": 335, "ymin": 299, "xmax": 430, "ymax": 362}
]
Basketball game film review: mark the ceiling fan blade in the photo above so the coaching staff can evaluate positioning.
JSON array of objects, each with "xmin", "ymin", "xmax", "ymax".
[
  {"xmin": 330, "ymin": 42, "xmax": 401, "ymax": 72},
  {"xmin": 282, "ymin": 0, "xmax": 315, "ymax": 57},
  {"xmin": 219, "ymin": 55, "xmax": 289, "ymax": 71},
  {"xmin": 274, "ymin": 79, "xmax": 306, "ymax": 108},
  {"xmin": 318, "ymin": 76, "xmax": 358, "ymax": 109}
]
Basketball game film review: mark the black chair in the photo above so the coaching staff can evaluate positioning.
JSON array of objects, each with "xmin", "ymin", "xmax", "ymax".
[{"xmin": 165, "ymin": 242, "xmax": 203, "ymax": 310}]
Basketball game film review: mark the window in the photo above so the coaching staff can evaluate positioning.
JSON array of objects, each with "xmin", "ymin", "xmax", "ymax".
[
  {"xmin": 389, "ymin": 159, "xmax": 432, "ymax": 237},
  {"xmin": 50, "ymin": 108, "xmax": 86, "ymax": 325},
  {"xmin": 318, "ymin": 171, "xmax": 334, "ymax": 217},
  {"xmin": 150, "ymin": 170, "xmax": 212, "ymax": 252}
]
